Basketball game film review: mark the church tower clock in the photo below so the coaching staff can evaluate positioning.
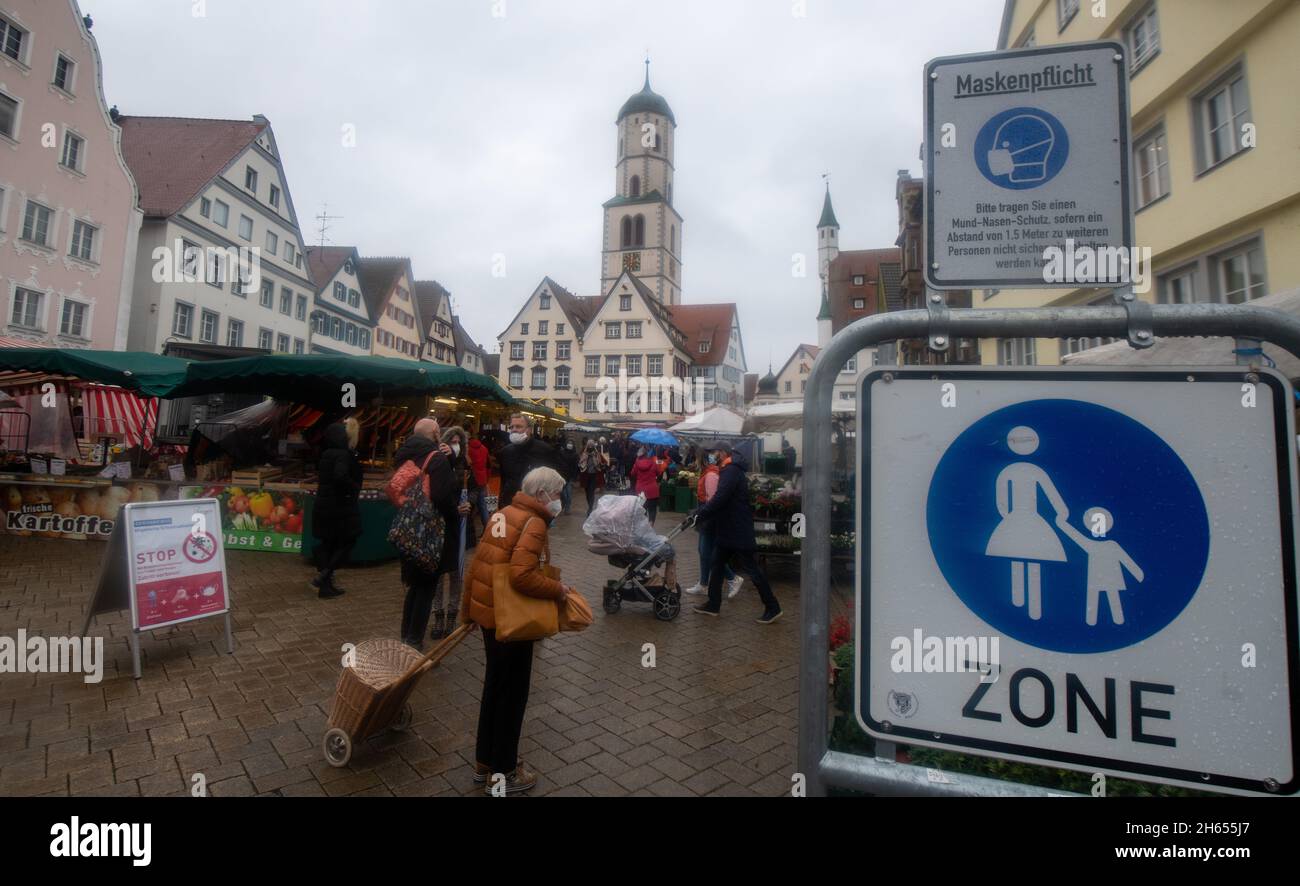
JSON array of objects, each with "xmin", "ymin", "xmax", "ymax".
[{"xmin": 601, "ymin": 61, "xmax": 683, "ymax": 304}]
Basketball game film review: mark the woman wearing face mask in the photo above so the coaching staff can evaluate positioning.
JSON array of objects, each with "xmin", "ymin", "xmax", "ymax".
[
  {"xmin": 684, "ymin": 449, "xmax": 744, "ymax": 599},
  {"xmin": 461, "ymin": 467, "xmax": 575, "ymax": 794},
  {"xmin": 578, "ymin": 439, "xmax": 608, "ymax": 516},
  {"xmin": 630, "ymin": 446, "xmax": 663, "ymax": 525},
  {"xmin": 426, "ymin": 425, "xmax": 480, "ymax": 639}
]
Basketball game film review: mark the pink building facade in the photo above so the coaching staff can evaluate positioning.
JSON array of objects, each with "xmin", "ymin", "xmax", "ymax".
[{"xmin": 0, "ymin": 0, "xmax": 141, "ymax": 350}]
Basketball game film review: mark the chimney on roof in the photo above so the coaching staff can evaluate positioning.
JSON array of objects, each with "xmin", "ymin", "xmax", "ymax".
[
  {"xmin": 253, "ymin": 114, "xmax": 269, "ymax": 125},
  {"xmin": 83, "ymin": 14, "xmax": 93, "ymax": 30},
  {"xmin": 109, "ymin": 106, "xmax": 120, "ymax": 123}
]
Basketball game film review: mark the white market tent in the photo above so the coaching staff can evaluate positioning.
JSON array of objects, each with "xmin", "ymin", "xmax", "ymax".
[
  {"xmin": 668, "ymin": 406, "xmax": 745, "ymax": 434},
  {"xmin": 743, "ymin": 399, "xmax": 856, "ymax": 434},
  {"xmin": 1062, "ymin": 287, "xmax": 1300, "ymax": 379}
]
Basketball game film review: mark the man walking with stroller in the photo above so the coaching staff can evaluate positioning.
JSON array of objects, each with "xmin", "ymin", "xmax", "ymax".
[{"xmin": 690, "ymin": 447, "xmax": 782, "ymax": 624}]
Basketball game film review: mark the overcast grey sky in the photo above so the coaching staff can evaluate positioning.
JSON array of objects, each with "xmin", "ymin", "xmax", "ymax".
[{"xmin": 92, "ymin": 0, "xmax": 1003, "ymax": 372}]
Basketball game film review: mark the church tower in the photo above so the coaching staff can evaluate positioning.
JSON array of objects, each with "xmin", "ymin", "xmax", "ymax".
[
  {"xmin": 601, "ymin": 61, "xmax": 684, "ymax": 304},
  {"xmin": 816, "ymin": 183, "xmax": 840, "ymax": 346}
]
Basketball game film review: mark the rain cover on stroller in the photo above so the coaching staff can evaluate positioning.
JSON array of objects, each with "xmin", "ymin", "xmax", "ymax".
[{"xmin": 583, "ymin": 494, "xmax": 671, "ymax": 558}]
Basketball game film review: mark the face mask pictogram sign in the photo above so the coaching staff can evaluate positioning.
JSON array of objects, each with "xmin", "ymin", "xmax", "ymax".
[
  {"xmin": 857, "ymin": 367, "xmax": 1299, "ymax": 795},
  {"xmin": 80, "ymin": 498, "xmax": 235, "ymax": 679}
]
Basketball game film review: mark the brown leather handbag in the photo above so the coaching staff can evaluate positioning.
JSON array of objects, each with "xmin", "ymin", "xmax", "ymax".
[{"xmin": 492, "ymin": 518, "xmax": 561, "ymax": 642}]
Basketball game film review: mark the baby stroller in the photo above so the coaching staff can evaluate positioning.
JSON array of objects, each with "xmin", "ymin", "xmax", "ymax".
[{"xmin": 583, "ymin": 494, "xmax": 692, "ymax": 621}]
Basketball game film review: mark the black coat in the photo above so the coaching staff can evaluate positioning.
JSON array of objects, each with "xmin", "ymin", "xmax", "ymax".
[
  {"xmin": 695, "ymin": 451, "xmax": 756, "ymax": 550},
  {"xmin": 497, "ymin": 436, "xmax": 559, "ymax": 508},
  {"xmin": 558, "ymin": 446, "xmax": 580, "ymax": 481},
  {"xmin": 312, "ymin": 424, "xmax": 363, "ymax": 543},
  {"xmin": 393, "ymin": 435, "xmax": 460, "ymax": 577}
]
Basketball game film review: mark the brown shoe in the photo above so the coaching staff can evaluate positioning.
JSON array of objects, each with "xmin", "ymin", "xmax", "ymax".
[
  {"xmin": 472, "ymin": 761, "xmax": 491, "ymax": 783},
  {"xmin": 484, "ymin": 763, "xmax": 538, "ymax": 796}
]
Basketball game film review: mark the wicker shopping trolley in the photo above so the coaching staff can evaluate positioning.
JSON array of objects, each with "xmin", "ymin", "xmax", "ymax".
[{"xmin": 322, "ymin": 624, "xmax": 473, "ymax": 767}]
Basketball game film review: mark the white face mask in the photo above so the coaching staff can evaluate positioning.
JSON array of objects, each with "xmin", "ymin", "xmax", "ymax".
[
  {"xmin": 451, "ymin": 444, "xmax": 461, "ymax": 457},
  {"xmin": 546, "ymin": 498, "xmax": 563, "ymax": 516},
  {"xmin": 509, "ymin": 432, "xmax": 528, "ymax": 445}
]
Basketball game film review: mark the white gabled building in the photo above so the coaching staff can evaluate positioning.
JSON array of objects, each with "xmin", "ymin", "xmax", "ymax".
[
  {"xmin": 360, "ymin": 256, "xmax": 421, "ymax": 361},
  {"xmin": 496, "ymin": 276, "xmax": 597, "ymax": 417},
  {"xmin": 414, "ymin": 280, "xmax": 457, "ymax": 365},
  {"xmin": 304, "ymin": 245, "xmax": 372, "ymax": 355},
  {"xmin": 120, "ymin": 115, "xmax": 315, "ymax": 355},
  {"xmin": 671, "ymin": 303, "xmax": 747, "ymax": 409}
]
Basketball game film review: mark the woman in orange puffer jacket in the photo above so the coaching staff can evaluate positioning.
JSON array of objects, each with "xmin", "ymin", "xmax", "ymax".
[{"xmin": 459, "ymin": 466, "xmax": 573, "ymax": 796}]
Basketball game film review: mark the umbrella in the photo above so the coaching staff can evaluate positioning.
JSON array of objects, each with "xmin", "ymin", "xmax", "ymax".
[{"xmin": 630, "ymin": 428, "xmax": 679, "ymax": 447}]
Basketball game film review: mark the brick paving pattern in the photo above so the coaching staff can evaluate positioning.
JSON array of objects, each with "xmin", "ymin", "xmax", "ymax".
[{"xmin": 0, "ymin": 508, "xmax": 802, "ymax": 797}]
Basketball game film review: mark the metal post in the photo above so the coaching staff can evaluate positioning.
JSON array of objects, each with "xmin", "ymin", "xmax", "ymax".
[
  {"xmin": 224, "ymin": 612, "xmax": 235, "ymax": 655},
  {"xmin": 800, "ymin": 303, "xmax": 1300, "ymax": 797},
  {"xmin": 130, "ymin": 630, "xmax": 142, "ymax": 681}
]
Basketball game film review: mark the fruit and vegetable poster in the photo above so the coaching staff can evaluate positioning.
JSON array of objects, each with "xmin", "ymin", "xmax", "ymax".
[
  {"xmin": 179, "ymin": 485, "xmax": 309, "ymax": 553},
  {"xmin": 124, "ymin": 498, "xmax": 229, "ymax": 632}
]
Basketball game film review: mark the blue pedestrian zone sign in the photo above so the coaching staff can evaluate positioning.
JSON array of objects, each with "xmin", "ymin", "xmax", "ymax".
[
  {"xmin": 926, "ymin": 400, "xmax": 1209, "ymax": 654},
  {"xmin": 857, "ymin": 368, "xmax": 1300, "ymax": 795}
]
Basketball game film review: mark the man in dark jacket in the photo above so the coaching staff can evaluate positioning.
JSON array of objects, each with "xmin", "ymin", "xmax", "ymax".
[
  {"xmin": 496, "ymin": 413, "xmax": 559, "ymax": 508},
  {"xmin": 394, "ymin": 418, "xmax": 468, "ymax": 649},
  {"xmin": 691, "ymin": 448, "xmax": 782, "ymax": 623},
  {"xmin": 311, "ymin": 420, "xmax": 362, "ymax": 599}
]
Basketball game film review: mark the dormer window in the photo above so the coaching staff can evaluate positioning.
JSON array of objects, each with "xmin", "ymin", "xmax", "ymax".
[
  {"xmin": 699, "ymin": 342, "xmax": 710, "ymax": 354},
  {"xmin": 620, "ymin": 295, "xmax": 632, "ymax": 311},
  {"xmin": 245, "ymin": 166, "xmax": 258, "ymax": 193},
  {"xmin": 539, "ymin": 294, "xmax": 551, "ymax": 309}
]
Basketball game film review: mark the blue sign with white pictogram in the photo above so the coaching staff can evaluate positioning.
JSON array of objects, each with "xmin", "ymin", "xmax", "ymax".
[
  {"xmin": 925, "ymin": 399, "xmax": 1210, "ymax": 654},
  {"xmin": 974, "ymin": 107, "xmax": 1070, "ymax": 190}
]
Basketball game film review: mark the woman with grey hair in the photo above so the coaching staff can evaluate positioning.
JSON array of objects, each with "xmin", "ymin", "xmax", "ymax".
[{"xmin": 461, "ymin": 466, "xmax": 575, "ymax": 794}]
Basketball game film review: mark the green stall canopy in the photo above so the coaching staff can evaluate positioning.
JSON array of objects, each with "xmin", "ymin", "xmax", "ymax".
[
  {"xmin": 166, "ymin": 353, "xmax": 516, "ymax": 407},
  {"xmin": 0, "ymin": 348, "xmax": 190, "ymax": 397}
]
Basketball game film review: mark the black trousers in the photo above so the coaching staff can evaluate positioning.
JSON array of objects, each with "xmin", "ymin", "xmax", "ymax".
[
  {"xmin": 399, "ymin": 559, "xmax": 450, "ymax": 645},
  {"xmin": 316, "ymin": 539, "xmax": 353, "ymax": 578},
  {"xmin": 644, "ymin": 498, "xmax": 659, "ymax": 525},
  {"xmin": 707, "ymin": 545, "xmax": 780, "ymax": 611},
  {"xmin": 583, "ymin": 475, "xmax": 599, "ymax": 512},
  {"xmin": 475, "ymin": 628, "xmax": 535, "ymax": 774}
]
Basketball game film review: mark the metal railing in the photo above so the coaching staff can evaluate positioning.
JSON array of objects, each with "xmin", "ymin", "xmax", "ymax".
[{"xmin": 799, "ymin": 301, "xmax": 1300, "ymax": 796}]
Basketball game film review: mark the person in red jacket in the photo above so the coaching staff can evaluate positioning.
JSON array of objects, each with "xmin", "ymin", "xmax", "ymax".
[
  {"xmin": 467, "ymin": 428, "xmax": 491, "ymax": 525},
  {"xmin": 630, "ymin": 446, "xmax": 663, "ymax": 525}
]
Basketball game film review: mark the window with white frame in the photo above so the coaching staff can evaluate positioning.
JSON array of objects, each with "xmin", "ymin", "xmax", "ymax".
[
  {"xmin": 585, "ymin": 355, "xmax": 600, "ymax": 377},
  {"xmin": 1213, "ymin": 239, "xmax": 1266, "ymax": 304},
  {"xmin": 258, "ymin": 328, "xmax": 273, "ymax": 350},
  {"xmin": 227, "ymin": 318, "xmax": 244, "ymax": 347},
  {"xmin": 619, "ymin": 295, "xmax": 632, "ymax": 311},
  {"xmin": 556, "ymin": 322, "xmax": 565, "ymax": 335},
  {"xmin": 199, "ymin": 197, "xmax": 211, "ymax": 219},
  {"xmin": 280, "ymin": 288, "xmax": 293, "ymax": 315},
  {"xmin": 853, "ymin": 298, "xmax": 865, "ymax": 309},
  {"xmin": 605, "ymin": 355, "xmax": 620, "ymax": 376},
  {"xmin": 345, "ymin": 324, "xmax": 357, "ymax": 346},
  {"xmin": 557, "ymin": 341, "xmax": 571, "ymax": 360},
  {"xmin": 11, "ymin": 287, "xmax": 43, "ymax": 329},
  {"xmin": 311, "ymin": 312, "xmax": 326, "ymax": 334},
  {"xmin": 60, "ymin": 131, "xmax": 84, "ymax": 172},
  {"xmin": 519, "ymin": 322, "xmax": 528, "ymax": 335},
  {"xmin": 266, "ymin": 231, "xmax": 278, "ymax": 254},
  {"xmin": 173, "ymin": 302, "xmax": 194, "ymax": 338},
  {"xmin": 626, "ymin": 355, "xmax": 642, "ymax": 376},
  {"xmin": 1124, "ymin": 3, "xmax": 1159, "ymax": 72},
  {"xmin": 283, "ymin": 241, "xmax": 295, "ymax": 263},
  {"xmin": 238, "ymin": 215, "xmax": 253, "ymax": 240},
  {"xmin": 538, "ymin": 320, "xmax": 548, "ymax": 335},
  {"xmin": 1134, "ymin": 125, "xmax": 1169, "ymax": 208},
  {"xmin": 1196, "ymin": 66, "xmax": 1251, "ymax": 171},
  {"xmin": 277, "ymin": 333, "xmax": 290, "ymax": 353},
  {"xmin": 294, "ymin": 338, "xmax": 304, "ymax": 354},
  {"xmin": 260, "ymin": 279, "xmax": 274, "ymax": 309},
  {"xmin": 58, "ymin": 298, "xmax": 87, "ymax": 335},
  {"xmin": 245, "ymin": 166, "xmax": 258, "ymax": 193},
  {"xmin": 533, "ymin": 341, "xmax": 547, "ymax": 360},
  {"xmin": 0, "ymin": 15, "xmax": 26, "ymax": 63},
  {"xmin": 539, "ymin": 294, "xmax": 551, "ymax": 309},
  {"xmin": 508, "ymin": 367, "xmax": 523, "ymax": 388},
  {"xmin": 212, "ymin": 200, "xmax": 229, "ymax": 227},
  {"xmin": 359, "ymin": 329, "xmax": 370, "ymax": 349},
  {"xmin": 998, "ymin": 337, "xmax": 1036, "ymax": 366},
  {"xmin": 584, "ymin": 391, "xmax": 599, "ymax": 412},
  {"xmin": 332, "ymin": 281, "xmax": 345, "ymax": 301},
  {"xmin": 0, "ymin": 91, "xmax": 17, "ymax": 140},
  {"xmin": 648, "ymin": 390, "xmax": 661, "ymax": 412},
  {"xmin": 348, "ymin": 289, "xmax": 360, "ymax": 308},
  {"xmin": 207, "ymin": 251, "xmax": 225, "ymax": 288},
  {"xmin": 1157, "ymin": 266, "xmax": 1198, "ymax": 304},
  {"xmin": 606, "ymin": 322, "xmax": 621, "ymax": 339},
  {"xmin": 296, "ymin": 295, "xmax": 307, "ymax": 321},
  {"xmin": 531, "ymin": 367, "xmax": 547, "ymax": 389},
  {"xmin": 331, "ymin": 317, "xmax": 343, "ymax": 339},
  {"xmin": 627, "ymin": 321, "xmax": 642, "ymax": 339},
  {"xmin": 21, "ymin": 201, "xmax": 52, "ymax": 246},
  {"xmin": 698, "ymin": 341, "xmax": 709, "ymax": 353},
  {"xmin": 199, "ymin": 309, "xmax": 218, "ymax": 343},
  {"xmin": 70, "ymin": 220, "xmax": 97, "ymax": 262},
  {"xmin": 269, "ymin": 185, "xmax": 280, "ymax": 209},
  {"xmin": 648, "ymin": 354, "xmax": 663, "ymax": 376},
  {"xmin": 1063, "ymin": 336, "xmax": 1120, "ymax": 356},
  {"xmin": 510, "ymin": 341, "xmax": 524, "ymax": 360}
]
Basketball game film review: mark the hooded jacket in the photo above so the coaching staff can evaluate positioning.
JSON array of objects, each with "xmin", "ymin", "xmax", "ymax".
[
  {"xmin": 694, "ymin": 450, "xmax": 756, "ymax": 550},
  {"xmin": 630, "ymin": 455, "xmax": 662, "ymax": 499},
  {"xmin": 312, "ymin": 423, "xmax": 362, "ymax": 542}
]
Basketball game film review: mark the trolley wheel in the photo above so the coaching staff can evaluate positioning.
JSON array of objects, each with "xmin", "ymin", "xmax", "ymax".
[
  {"xmin": 653, "ymin": 592, "xmax": 680, "ymax": 621},
  {"xmin": 323, "ymin": 728, "xmax": 352, "ymax": 768},
  {"xmin": 603, "ymin": 589, "xmax": 621, "ymax": 614},
  {"xmin": 391, "ymin": 702, "xmax": 413, "ymax": 733}
]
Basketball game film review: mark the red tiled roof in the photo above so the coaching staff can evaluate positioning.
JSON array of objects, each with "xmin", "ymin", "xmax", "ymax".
[
  {"xmin": 413, "ymin": 280, "xmax": 451, "ymax": 340},
  {"xmin": 669, "ymin": 303, "xmax": 736, "ymax": 366},
  {"xmin": 118, "ymin": 116, "xmax": 266, "ymax": 217},
  {"xmin": 827, "ymin": 248, "xmax": 902, "ymax": 334},
  {"xmin": 304, "ymin": 246, "xmax": 354, "ymax": 293},
  {"xmin": 358, "ymin": 257, "xmax": 411, "ymax": 323}
]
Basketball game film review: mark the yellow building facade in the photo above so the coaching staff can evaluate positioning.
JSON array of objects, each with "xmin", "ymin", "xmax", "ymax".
[{"xmin": 981, "ymin": 0, "xmax": 1300, "ymax": 365}]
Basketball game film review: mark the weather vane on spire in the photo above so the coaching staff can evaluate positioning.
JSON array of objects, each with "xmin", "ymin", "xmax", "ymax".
[{"xmin": 644, "ymin": 51, "xmax": 651, "ymax": 85}]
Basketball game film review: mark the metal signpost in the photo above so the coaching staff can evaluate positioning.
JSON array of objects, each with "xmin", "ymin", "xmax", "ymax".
[
  {"xmin": 925, "ymin": 42, "xmax": 1132, "ymax": 290},
  {"xmin": 858, "ymin": 365, "xmax": 1298, "ymax": 795},
  {"xmin": 800, "ymin": 305, "xmax": 1300, "ymax": 797}
]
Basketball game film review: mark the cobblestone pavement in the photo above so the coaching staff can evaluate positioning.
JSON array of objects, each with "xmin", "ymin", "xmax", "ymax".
[{"xmin": 0, "ymin": 506, "xmax": 803, "ymax": 797}]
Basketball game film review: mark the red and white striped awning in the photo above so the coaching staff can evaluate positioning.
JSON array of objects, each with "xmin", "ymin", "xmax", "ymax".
[{"xmin": 83, "ymin": 384, "xmax": 158, "ymax": 449}]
